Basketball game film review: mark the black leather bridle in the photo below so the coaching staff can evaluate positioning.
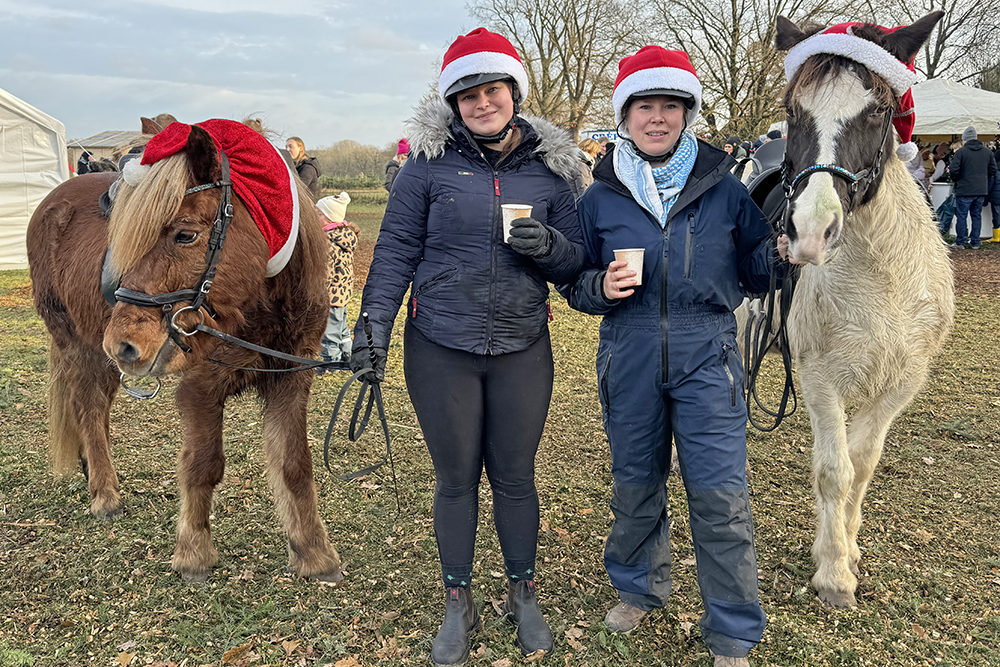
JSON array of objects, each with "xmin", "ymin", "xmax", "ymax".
[
  {"xmin": 114, "ymin": 151, "xmax": 234, "ymax": 354},
  {"xmin": 779, "ymin": 109, "xmax": 894, "ymax": 224}
]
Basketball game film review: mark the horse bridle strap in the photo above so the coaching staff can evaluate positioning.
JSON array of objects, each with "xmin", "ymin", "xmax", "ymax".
[{"xmin": 781, "ymin": 109, "xmax": 894, "ymax": 214}]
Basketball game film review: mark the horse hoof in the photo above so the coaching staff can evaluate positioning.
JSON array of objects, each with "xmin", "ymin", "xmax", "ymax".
[
  {"xmin": 817, "ymin": 588, "xmax": 857, "ymax": 608},
  {"xmin": 91, "ymin": 503, "xmax": 124, "ymax": 521},
  {"xmin": 179, "ymin": 570, "xmax": 210, "ymax": 583},
  {"xmin": 311, "ymin": 569, "xmax": 345, "ymax": 584}
]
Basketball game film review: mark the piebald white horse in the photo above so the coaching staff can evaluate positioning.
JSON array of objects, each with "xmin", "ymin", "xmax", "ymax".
[{"xmin": 775, "ymin": 12, "xmax": 954, "ymax": 607}]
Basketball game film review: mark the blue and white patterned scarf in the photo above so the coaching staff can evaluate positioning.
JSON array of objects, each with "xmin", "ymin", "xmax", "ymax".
[{"xmin": 613, "ymin": 130, "xmax": 699, "ymax": 226}]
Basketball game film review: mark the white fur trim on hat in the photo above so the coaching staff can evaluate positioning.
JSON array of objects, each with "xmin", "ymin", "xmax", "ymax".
[
  {"xmin": 438, "ymin": 51, "xmax": 529, "ymax": 103},
  {"xmin": 122, "ymin": 158, "xmax": 151, "ymax": 186},
  {"xmin": 266, "ymin": 154, "xmax": 300, "ymax": 277},
  {"xmin": 612, "ymin": 66, "xmax": 702, "ymax": 131},
  {"xmin": 784, "ymin": 32, "xmax": 917, "ymax": 95}
]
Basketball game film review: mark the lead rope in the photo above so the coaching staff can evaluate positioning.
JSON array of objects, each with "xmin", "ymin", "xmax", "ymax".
[{"xmin": 322, "ymin": 313, "xmax": 399, "ymax": 513}]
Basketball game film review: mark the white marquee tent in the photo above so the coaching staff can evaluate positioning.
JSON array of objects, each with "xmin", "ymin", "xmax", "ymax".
[
  {"xmin": 911, "ymin": 79, "xmax": 1000, "ymax": 140},
  {"xmin": 0, "ymin": 87, "xmax": 70, "ymax": 270}
]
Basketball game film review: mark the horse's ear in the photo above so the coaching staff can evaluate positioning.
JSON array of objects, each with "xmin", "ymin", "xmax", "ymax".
[
  {"xmin": 882, "ymin": 11, "xmax": 944, "ymax": 64},
  {"xmin": 776, "ymin": 16, "xmax": 825, "ymax": 51},
  {"xmin": 184, "ymin": 125, "xmax": 219, "ymax": 185},
  {"xmin": 140, "ymin": 117, "xmax": 163, "ymax": 135}
]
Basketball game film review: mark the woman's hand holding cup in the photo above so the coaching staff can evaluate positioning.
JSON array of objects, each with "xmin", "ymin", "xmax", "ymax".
[{"xmin": 603, "ymin": 260, "xmax": 637, "ymax": 299}]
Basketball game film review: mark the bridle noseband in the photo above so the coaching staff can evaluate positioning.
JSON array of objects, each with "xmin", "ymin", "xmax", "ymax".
[
  {"xmin": 113, "ymin": 152, "xmax": 234, "ymax": 353},
  {"xmin": 780, "ymin": 108, "xmax": 894, "ymax": 224}
]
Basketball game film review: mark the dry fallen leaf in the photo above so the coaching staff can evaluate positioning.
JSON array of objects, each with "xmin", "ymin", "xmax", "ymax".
[
  {"xmin": 222, "ymin": 643, "xmax": 252, "ymax": 665},
  {"xmin": 492, "ymin": 659, "xmax": 512, "ymax": 667},
  {"xmin": 283, "ymin": 640, "xmax": 301, "ymax": 657},
  {"xmin": 680, "ymin": 621, "xmax": 695, "ymax": 637},
  {"xmin": 115, "ymin": 652, "xmax": 135, "ymax": 667},
  {"xmin": 381, "ymin": 610, "xmax": 400, "ymax": 621},
  {"xmin": 922, "ymin": 456, "xmax": 935, "ymax": 465},
  {"xmin": 680, "ymin": 557, "xmax": 697, "ymax": 566},
  {"xmin": 524, "ymin": 650, "xmax": 548, "ymax": 663},
  {"xmin": 334, "ymin": 657, "xmax": 360, "ymax": 667}
]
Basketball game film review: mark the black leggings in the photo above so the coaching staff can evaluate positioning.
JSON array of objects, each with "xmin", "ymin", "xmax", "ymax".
[{"xmin": 403, "ymin": 321, "xmax": 553, "ymax": 587}]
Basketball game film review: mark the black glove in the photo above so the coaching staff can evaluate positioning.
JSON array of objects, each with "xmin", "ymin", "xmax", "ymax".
[
  {"xmin": 349, "ymin": 347, "xmax": 387, "ymax": 383},
  {"xmin": 508, "ymin": 217, "xmax": 553, "ymax": 257}
]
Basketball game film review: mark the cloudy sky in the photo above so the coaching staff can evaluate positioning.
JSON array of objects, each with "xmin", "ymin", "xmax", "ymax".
[{"xmin": 0, "ymin": 0, "xmax": 477, "ymax": 149}]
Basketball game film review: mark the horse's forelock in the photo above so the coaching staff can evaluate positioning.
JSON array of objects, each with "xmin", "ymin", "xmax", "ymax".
[
  {"xmin": 107, "ymin": 153, "xmax": 190, "ymax": 277},
  {"xmin": 786, "ymin": 53, "xmax": 894, "ymax": 111}
]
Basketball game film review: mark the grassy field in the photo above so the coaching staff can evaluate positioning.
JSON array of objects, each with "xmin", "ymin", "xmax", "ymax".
[{"xmin": 1, "ymin": 204, "xmax": 999, "ymax": 667}]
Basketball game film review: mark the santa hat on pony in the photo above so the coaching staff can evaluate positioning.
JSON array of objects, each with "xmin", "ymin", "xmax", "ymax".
[
  {"xmin": 783, "ymin": 22, "xmax": 920, "ymax": 162},
  {"xmin": 122, "ymin": 119, "xmax": 300, "ymax": 277}
]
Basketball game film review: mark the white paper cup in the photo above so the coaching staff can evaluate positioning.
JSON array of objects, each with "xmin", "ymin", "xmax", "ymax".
[
  {"xmin": 501, "ymin": 204, "xmax": 533, "ymax": 243},
  {"xmin": 613, "ymin": 248, "xmax": 644, "ymax": 286}
]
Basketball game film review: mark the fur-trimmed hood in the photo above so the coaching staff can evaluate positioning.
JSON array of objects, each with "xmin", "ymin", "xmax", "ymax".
[{"xmin": 404, "ymin": 94, "xmax": 583, "ymax": 184}]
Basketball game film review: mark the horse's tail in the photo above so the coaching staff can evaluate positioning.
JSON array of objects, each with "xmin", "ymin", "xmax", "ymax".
[{"xmin": 47, "ymin": 341, "xmax": 83, "ymax": 475}]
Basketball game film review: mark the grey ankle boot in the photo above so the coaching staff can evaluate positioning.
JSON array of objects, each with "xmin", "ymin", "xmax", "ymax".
[
  {"xmin": 503, "ymin": 580, "xmax": 554, "ymax": 656},
  {"xmin": 431, "ymin": 586, "xmax": 479, "ymax": 666}
]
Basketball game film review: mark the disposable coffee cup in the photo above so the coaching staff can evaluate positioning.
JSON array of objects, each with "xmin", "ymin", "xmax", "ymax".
[
  {"xmin": 613, "ymin": 248, "xmax": 644, "ymax": 286},
  {"xmin": 501, "ymin": 204, "xmax": 533, "ymax": 243}
]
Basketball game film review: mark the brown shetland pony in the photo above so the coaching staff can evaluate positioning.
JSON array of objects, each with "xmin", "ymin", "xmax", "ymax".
[{"xmin": 27, "ymin": 121, "xmax": 343, "ymax": 583}]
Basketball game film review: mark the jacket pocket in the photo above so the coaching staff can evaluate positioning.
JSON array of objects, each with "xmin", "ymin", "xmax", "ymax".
[
  {"xmin": 410, "ymin": 267, "xmax": 459, "ymax": 319},
  {"xmin": 598, "ymin": 350, "xmax": 613, "ymax": 414},
  {"xmin": 721, "ymin": 342, "xmax": 738, "ymax": 408},
  {"xmin": 683, "ymin": 211, "xmax": 696, "ymax": 280}
]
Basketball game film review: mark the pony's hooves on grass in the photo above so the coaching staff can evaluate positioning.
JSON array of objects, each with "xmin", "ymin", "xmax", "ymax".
[
  {"xmin": 311, "ymin": 569, "xmax": 345, "ymax": 584},
  {"xmin": 179, "ymin": 570, "xmax": 210, "ymax": 583},
  {"xmin": 91, "ymin": 504, "xmax": 124, "ymax": 521},
  {"xmin": 818, "ymin": 588, "xmax": 857, "ymax": 608}
]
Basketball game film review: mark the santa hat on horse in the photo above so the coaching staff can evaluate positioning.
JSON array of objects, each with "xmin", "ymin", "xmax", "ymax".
[
  {"xmin": 123, "ymin": 119, "xmax": 300, "ymax": 277},
  {"xmin": 783, "ymin": 22, "xmax": 920, "ymax": 162}
]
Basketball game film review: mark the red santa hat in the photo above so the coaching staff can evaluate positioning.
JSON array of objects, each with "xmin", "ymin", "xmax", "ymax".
[
  {"xmin": 612, "ymin": 47, "xmax": 702, "ymax": 130},
  {"xmin": 783, "ymin": 22, "xmax": 920, "ymax": 161},
  {"xmin": 438, "ymin": 28, "xmax": 529, "ymax": 104},
  {"xmin": 126, "ymin": 119, "xmax": 300, "ymax": 277}
]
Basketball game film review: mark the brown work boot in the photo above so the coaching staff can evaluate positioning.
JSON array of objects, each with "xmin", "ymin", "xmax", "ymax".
[
  {"xmin": 713, "ymin": 655, "xmax": 751, "ymax": 666},
  {"xmin": 430, "ymin": 586, "xmax": 479, "ymax": 666},
  {"xmin": 603, "ymin": 600, "xmax": 649, "ymax": 634},
  {"xmin": 502, "ymin": 580, "xmax": 553, "ymax": 656}
]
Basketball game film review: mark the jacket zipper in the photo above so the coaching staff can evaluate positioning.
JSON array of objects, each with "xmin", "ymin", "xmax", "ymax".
[
  {"xmin": 486, "ymin": 168, "xmax": 500, "ymax": 354},
  {"xmin": 660, "ymin": 217, "xmax": 671, "ymax": 385},
  {"xmin": 599, "ymin": 351, "xmax": 613, "ymax": 412},
  {"xmin": 684, "ymin": 211, "xmax": 696, "ymax": 280}
]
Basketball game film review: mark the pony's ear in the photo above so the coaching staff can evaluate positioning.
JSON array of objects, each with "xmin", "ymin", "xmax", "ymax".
[
  {"xmin": 882, "ymin": 11, "xmax": 944, "ymax": 64},
  {"xmin": 184, "ymin": 125, "xmax": 219, "ymax": 185},
  {"xmin": 775, "ymin": 16, "xmax": 825, "ymax": 51},
  {"xmin": 140, "ymin": 117, "xmax": 163, "ymax": 135}
]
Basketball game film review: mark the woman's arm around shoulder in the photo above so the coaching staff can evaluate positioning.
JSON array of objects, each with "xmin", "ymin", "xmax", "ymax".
[
  {"xmin": 531, "ymin": 178, "xmax": 585, "ymax": 284},
  {"xmin": 555, "ymin": 188, "xmax": 621, "ymax": 315}
]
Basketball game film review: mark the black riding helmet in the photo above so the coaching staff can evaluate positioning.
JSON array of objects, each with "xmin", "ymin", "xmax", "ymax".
[{"xmin": 446, "ymin": 73, "xmax": 522, "ymax": 144}]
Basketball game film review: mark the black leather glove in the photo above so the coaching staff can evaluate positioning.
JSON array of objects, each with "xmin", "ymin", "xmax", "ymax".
[
  {"xmin": 508, "ymin": 217, "xmax": 553, "ymax": 257},
  {"xmin": 349, "ymin": 347, "xmax": 387, "ymax": 383}
]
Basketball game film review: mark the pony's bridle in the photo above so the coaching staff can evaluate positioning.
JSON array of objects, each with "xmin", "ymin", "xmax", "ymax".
[
  {"xmin": 780, "ymin": 108, "xmax": 894, "ymax": 224},
  {"xmin": 113, "ymin": 151, "xmax": 234, "ymax": 354}
]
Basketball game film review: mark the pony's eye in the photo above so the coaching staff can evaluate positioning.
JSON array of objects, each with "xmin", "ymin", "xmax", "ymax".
[{"xmin": 174, "ymin": 230, "xmax": 199, "ymax": 244}]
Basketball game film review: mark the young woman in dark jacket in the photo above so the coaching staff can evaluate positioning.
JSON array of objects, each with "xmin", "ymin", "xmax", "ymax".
[
  {"xmin": 351, "ymin": 28, "xmax": 584, "ymax": 666},
  {"xmin": 561, "ymin": 47, "xmax": 787, "ymax": 667}
]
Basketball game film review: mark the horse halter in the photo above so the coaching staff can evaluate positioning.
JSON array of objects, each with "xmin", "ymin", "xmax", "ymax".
[
  {"xmin": 113, "ymin": 151, "xmax": 234, "ymax": 353},
  {"xmin": 780, "ymin": 108, "xmax": 894, "ymax": 222}
]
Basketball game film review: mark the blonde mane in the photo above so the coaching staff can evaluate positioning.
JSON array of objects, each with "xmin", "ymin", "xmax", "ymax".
[{"xmin": 107, "ymin": 154, "xmax": 190, "ymax": 277}]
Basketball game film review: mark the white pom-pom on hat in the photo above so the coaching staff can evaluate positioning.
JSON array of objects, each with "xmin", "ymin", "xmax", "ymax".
[
  {"xmin": 122, "ymin": 158, "xmax": 151, "ymax": 187},
  {"xmin": 895, "ymin": 141, "xmax": 918, "ymax": 163}
]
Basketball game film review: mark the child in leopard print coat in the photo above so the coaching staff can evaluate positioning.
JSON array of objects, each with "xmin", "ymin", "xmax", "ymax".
[{"xmin": 316, "ymin": 192, "xmax": 361, "ymax": 366}]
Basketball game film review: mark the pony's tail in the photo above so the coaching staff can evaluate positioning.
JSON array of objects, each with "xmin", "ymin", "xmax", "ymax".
[{"xmin": 47, "ymin": 342, "xmax": 82, "ymax": 475}]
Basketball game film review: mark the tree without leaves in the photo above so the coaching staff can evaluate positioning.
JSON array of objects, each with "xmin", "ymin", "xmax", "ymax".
[
  {"xmin": 313, "ymin": 140, "xmax": 393, "ymax": 179},
  {"xmin": 647, "ymin": 0, "xmax": 853, "ymax": 144},
  {"xmin": 470, "ymin": 0, "xmax": 645, "ymax": 139},
  {"xmin": 860, "ymin": 0, "xmax": 1000, "ymax": 81}
]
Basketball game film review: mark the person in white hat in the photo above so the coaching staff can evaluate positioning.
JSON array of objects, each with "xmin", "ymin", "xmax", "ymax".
[
  {"xmin": 314, "ymin": 192, "xmax": 359, "ymax": 369},
  {"xmin": 350, "ymin": 27, "xmax": 585, "ymax": 666},
  {"xmin": 561, "ymin": 46, "xmax": 788, "ymax": 667}
]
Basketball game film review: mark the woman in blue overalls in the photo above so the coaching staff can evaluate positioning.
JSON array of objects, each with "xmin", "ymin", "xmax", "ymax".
[{"xmin": 561, "ymin": 46, "xmax": 787, "ymax": 667}]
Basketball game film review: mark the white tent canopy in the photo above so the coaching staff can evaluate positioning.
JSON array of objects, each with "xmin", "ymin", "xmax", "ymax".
[
  {"xmin": 0, "ymin": 88, "xmax": 70, "ymax": 270},
  {"xmin": 911, "ymin": 79, "xmax": 1000, "ymax": 138}
]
